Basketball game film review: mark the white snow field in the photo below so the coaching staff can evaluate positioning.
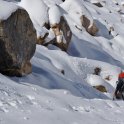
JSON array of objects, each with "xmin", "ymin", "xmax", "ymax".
[{"xmin": 1, "ymin": 0, "xmax": 124, "ymax": 124}]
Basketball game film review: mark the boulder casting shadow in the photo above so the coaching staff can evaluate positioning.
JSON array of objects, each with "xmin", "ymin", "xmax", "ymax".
[{"xmin": 0, "ymin": 9, "xmax": 36, "ymax": 76}]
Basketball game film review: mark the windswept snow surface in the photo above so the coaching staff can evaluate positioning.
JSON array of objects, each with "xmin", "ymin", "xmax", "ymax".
[
  {"xmin": 0, "ymin": 45, "xmax": 123, "ymax": 124},
  {"xmin": 1, "ymin": 0, "xmax": 124, "ymax": 124}
]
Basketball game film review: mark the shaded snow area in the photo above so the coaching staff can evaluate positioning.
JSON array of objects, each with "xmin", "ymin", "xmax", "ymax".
[
  {"xmin": 0, "ymin": 46, "xmax": 123, "ymax": 124},
  {"xmin": 1, "ymin": 0, "xmax": 124, "ymax": 124}
]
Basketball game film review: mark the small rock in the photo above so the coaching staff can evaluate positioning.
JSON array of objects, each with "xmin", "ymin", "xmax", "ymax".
[
  {"xmin": 51, "ymin": 16, "xmax": 72, "ymax": 51},
  {"xmin": 93, "ymin": 85, "xmax": 107, "ymax": 93},
  {"xmin": 93, "ymin": 2, "xmax": 103, "ymax": 7},
  {"xmin": 80, "ymin": 15, "xmax": 98, "ymax": 36}
]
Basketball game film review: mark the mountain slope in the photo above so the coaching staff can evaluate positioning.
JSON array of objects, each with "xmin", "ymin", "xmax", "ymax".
[
  {"xmin": 1, "ymin": 0, "xmax": 124, "ymax": 123},
  {"xmin": 0, "ymin": 45, "xmax": 123, "ymax": 124}
]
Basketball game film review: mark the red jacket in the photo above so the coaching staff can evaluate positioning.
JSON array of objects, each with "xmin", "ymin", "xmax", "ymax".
[{"xmin": 119, "ymin": 72, "xmax": 124, "ymax": 79}]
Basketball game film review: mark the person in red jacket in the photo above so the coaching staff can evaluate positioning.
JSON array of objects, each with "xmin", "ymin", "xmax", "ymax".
[{"xmin": 114, "ymin": 71, "xmax": 124, "ymax": 100}]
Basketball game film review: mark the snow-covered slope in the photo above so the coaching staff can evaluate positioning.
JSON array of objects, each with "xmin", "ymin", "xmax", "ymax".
[
  {"xmin": 0, "ymin": 45, "xmax": 123, "ymax": 124},
  {"xmin": 1, "ymin": 0, "xmax": 124, "ymax": 123}
]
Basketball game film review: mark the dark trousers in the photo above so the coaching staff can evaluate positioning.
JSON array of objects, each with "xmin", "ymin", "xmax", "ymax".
[{"xmin": 115, "ymin": 79, "xmax": 124, "ymax": 95}]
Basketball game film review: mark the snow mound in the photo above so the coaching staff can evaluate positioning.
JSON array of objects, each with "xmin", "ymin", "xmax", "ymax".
[{"xmin": 0, "ymin": 0, "xmax": 18, "ymax": 20}]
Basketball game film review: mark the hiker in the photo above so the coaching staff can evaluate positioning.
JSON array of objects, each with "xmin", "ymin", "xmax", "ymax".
[{"xmin": 114, "ymin": 71, "xmax": 124, "ymax": 100}]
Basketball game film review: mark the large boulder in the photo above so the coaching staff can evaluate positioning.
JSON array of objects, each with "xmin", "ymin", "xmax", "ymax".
[{"xmin": 0, "ymin": 9, "xmax": 36, "ymax": 76}]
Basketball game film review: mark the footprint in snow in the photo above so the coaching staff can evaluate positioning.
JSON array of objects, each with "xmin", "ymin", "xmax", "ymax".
[
  {"xmin": 72, "ymin": 106, "xmax": 94, "ymax": 113},
  {"xmin": 114, "ymin": 110, "xmax": 121, "ymax": 114},
  {"xmin": 73, "ymin": 105, "xmax": 95, "ymax": 113},
  {"xmin": 0, "ymin": 107, "xmax": 9, "ymax": 113},
  {"xmin": 26, "ymin": 95, "xmax": 35, "ymax": 100},
  {"xmin": 46, "ymin": 107, "xmax": 54, "ymax": 111},
  {"xmin": 8, "ymin": 100, "xmax": 18, "ymax": 108},
  {"xmin": 24, "ymin": 117, "xmax": 29, "ymax": 120},
  {"xmin": 64, "ymin": 104, "xmax": 75, "ymax": 112},
  {"xmin": 25, "ymin": 95, "xmax": 39, "ymax": 106},
  {"xmin": 105, "ymin": 101, "xmax": 120, "ymax": 109},
  {"xmin": 72, "ymin": 106, "xmax": 84, "ymax": 112}
]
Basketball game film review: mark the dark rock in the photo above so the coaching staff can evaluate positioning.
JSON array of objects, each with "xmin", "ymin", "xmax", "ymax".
[
  {"xmin": 61, "ymin": 69, "xmax": 65, "ymax": 75},
  {"xmin": 0, "ymin": 9, "xmax": 36, "ymax": 76},
  {"xmin": 93, "ymin": 2, "xmax": 103, "ymax": 7},
  {"xmin": 51, "ymin": 16, "xmax": 72, "ymax": 51},
  {"xmin": 93, "ymin": 67, "xmax": 101, "ymax": 75},
  {"xmin": 93, "ymin": 85, "xmax": 107, "ymax": 93},
  {"xmin": 80, "ymin": 15, "xmax": 98, "ymax": 36}
]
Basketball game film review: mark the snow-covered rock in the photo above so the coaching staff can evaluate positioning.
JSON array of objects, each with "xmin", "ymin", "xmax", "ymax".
[
  {"xmin": 0, "ymin": 9, "xmax": 36, "ymax": 76},
  {"xmin": 50, "ymin": 16, "xmax": 72, "ymax": 51},
  {"xmin": 0, "ymin": 0, "xmax": 18, "ymax": 20}
]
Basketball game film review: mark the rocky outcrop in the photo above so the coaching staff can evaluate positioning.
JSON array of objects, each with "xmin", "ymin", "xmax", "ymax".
[
  {"xmin": 80, "ymin": 15, "xmax": 98, "ymax": 36},
  {"xmin": 0, "ymin": 9, "xmax": 36, "ymax": 76},
  {"xmin": 51, "ymin": 16, "xmax": 72, "ymax": 51}
]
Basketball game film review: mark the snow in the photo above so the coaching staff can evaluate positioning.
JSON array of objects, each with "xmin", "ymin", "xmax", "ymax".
[
  {"xmin": 0, "ymin": 45, "xmax": 122, "ymax": 124},
  {"xmin": 0, "ymin": 0, "xmax": 18, "ymax": 20},
  {"xmin": 18, "ymin": 0, "xmax": 49, "ymax": 37},
  {"xmin": 1, "ymin": 0, "xmax": 124, "ymax": 123},
  {"xmin": 61, "ymin": 0, "xmax": 94, "ymax": 27},
  {"xmin": 49, "ymin": 5, "xmax": 62, "ymax": 25}
]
